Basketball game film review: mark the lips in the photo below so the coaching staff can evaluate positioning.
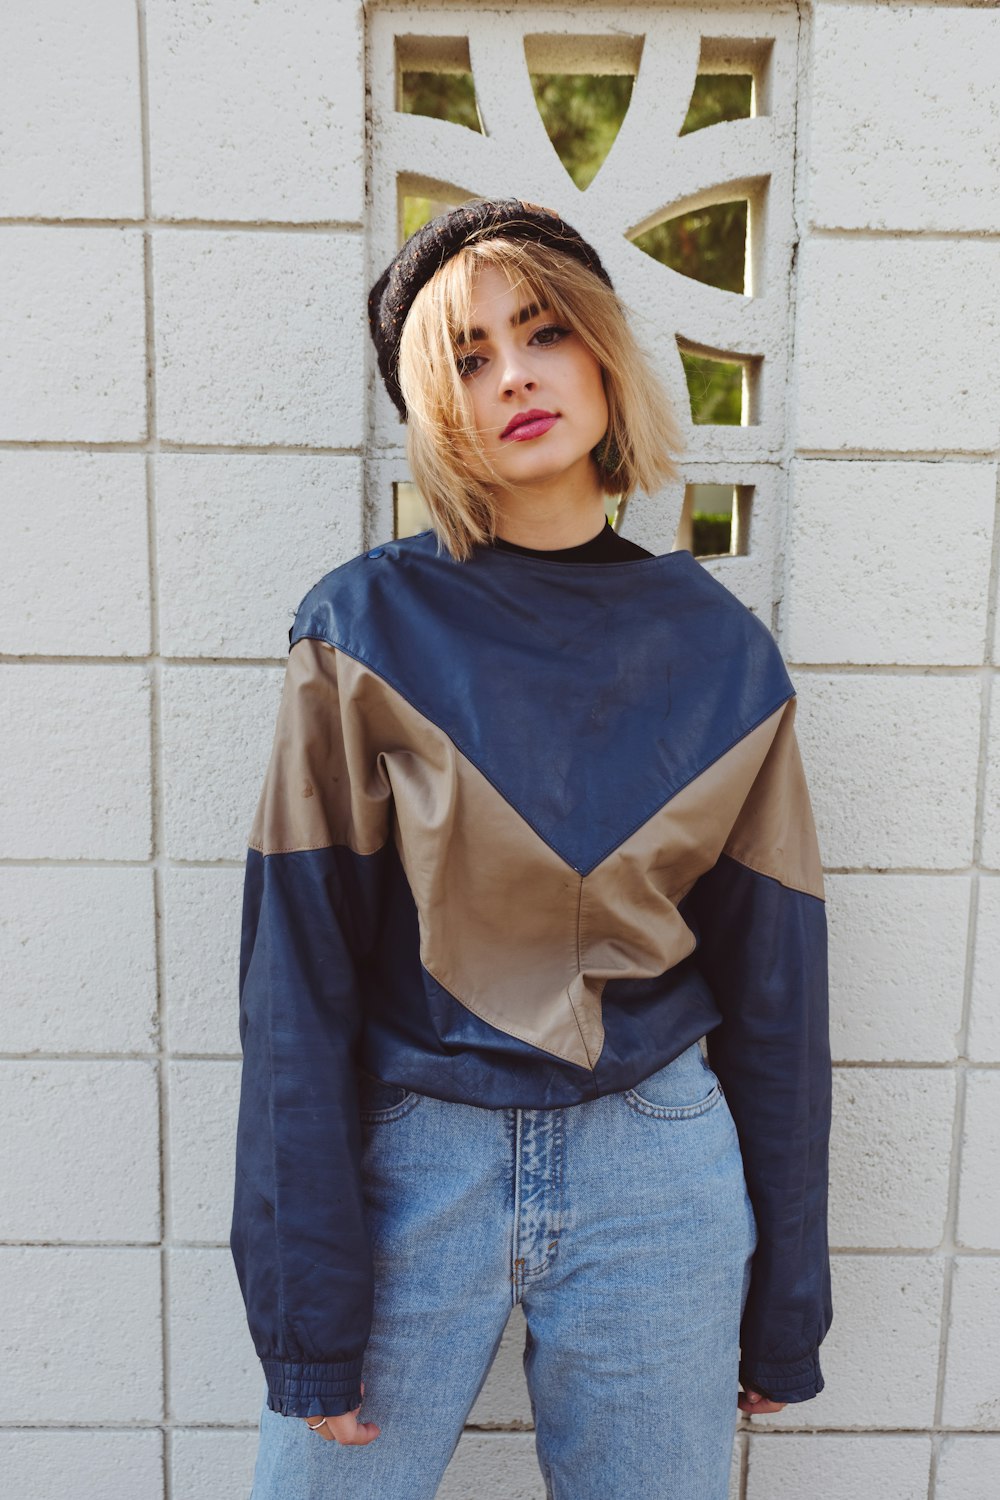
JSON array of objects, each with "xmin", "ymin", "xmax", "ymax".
[{"xmin": 501, "ymin": 408, "xmax": 559, "ymax": 441}]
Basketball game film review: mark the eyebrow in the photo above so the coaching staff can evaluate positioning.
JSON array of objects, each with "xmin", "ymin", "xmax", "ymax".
[{"xmin": 455, "ymin": 300, "xmax": 545, "ymax": 346}]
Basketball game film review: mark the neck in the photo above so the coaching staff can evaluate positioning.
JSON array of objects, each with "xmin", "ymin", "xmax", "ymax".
[{"xmin": 491, "ymin": 458, "xmax": 609, "ymax": 549}]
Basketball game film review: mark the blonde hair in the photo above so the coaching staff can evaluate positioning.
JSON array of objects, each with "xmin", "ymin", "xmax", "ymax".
[{"xmin": 396, "ymin": 234, "xmax": 682, "ymax": 562}]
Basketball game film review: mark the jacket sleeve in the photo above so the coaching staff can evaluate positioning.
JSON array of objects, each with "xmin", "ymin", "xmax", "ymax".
[
  {"xmin": 230, "ymin": 634, "xmax": 392, "ymax": 1419},
  {"xmin": 683, "ymin": 691, "xmax": 833, "ymax": 1404}
]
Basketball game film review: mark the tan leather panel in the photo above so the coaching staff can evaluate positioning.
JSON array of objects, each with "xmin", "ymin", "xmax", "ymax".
[
  {"xmin": 352, "ymin": 665, "xmax": 597, "ymax": 1069},
  {"xmin": 249, "ymin": 638, "xmax": 393, "ymax": 857},
  {"xmin": 251, "ymin": 643, "xmax": 821, "ymax": 1069},
  {"xmin": 575, "ymin": 704, "xmax": 789, "ymax": 1005},
  {"xmin": 724, "ymin": 696, "xmax": 826, "ymax": 900}
]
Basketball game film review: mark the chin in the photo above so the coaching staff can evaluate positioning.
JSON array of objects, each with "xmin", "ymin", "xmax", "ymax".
[{"xmin": 496, "ymin": 444, "xmax": 590, "ymax": 481}]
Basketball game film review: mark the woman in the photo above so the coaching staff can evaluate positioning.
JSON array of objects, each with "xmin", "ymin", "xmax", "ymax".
[{"xmin": 233, "ymin": 198, "xmax": 833, "ymax": 1500}]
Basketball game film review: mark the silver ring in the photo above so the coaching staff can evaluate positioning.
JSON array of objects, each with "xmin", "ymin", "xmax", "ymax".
[{"xmin": 306, "ymin": 1418, "xmax": 327, "ymax": 1431}]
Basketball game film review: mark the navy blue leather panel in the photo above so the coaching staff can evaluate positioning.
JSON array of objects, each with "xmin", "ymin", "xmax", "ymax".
[
  {"xmin": 292, "ymin": 531, "xmax": 793, "ymax": 875},
  {"xmin": 684, "ymin": 853, "xmax": 833, "ymax": 1398},
  {"xmin": 595, "ymin": 949, "xmax": 724, "ymax": 1095},
  {"xmin": 233, "ymin": 844, "xmax": 387, "ymax": 1416}
]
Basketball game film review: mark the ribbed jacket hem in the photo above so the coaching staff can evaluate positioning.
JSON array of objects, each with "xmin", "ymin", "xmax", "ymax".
[
  {"xmin": 740, "ymin": 1350, "xmax": 825, "ymax": 1404},
  {"xmin": 262, "ymin": 1358, "xmax": 365, "ymax": 1419}
]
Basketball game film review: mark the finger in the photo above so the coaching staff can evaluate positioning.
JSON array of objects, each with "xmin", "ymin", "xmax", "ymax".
[
  {"xmin": 737, "ymin": 1390, "xmax": 786, "ymax": 1415},
  {"xmin": 307, "ymin": 1381, "xmax": 380, "ymax": 1446},
  {"xmin": 322, "ymin": 1411, "xmax": 381, "ymax": 1445}
]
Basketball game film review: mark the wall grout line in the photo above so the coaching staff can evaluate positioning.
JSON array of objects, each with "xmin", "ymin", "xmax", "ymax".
[
  {"xmin": 133, "ymin": 3, "xmax": 172, "ymax": 1494},
  {"xmin": 739, "ymin": 0, "xmax": 802, "ymax": 1479},
  {"xmin": 0, "ymin": 216, "xmax": 364, "ymax": 232},
  {"xmin": 927, "ymin": 459, "xmax": 1000, "ymax": 1493}
]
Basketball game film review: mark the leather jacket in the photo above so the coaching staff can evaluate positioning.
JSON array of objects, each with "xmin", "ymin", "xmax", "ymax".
[{"xmin": 231, "ymin": 530, "xmax": 833, "ymax": 1419}]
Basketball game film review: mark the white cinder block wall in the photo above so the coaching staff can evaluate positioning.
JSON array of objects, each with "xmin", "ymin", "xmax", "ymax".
[{"xmin": 1, "ymin": 3, "xmax": 997, "ymax": 1498}]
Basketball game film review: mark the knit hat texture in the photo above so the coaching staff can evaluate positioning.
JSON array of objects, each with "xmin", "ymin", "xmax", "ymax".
[{"xmin": 367, "ymin": 197, "xmax": 615, "ymax": 420}]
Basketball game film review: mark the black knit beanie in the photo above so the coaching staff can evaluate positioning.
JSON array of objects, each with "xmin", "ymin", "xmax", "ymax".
[{"xmin": 367, "ymin": 197, "xmax": 616, "ymax": 421}]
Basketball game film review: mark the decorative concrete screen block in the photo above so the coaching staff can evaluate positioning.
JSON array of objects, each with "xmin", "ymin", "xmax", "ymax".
[
  {"xmin": 746, "ymin": 1434, "xmax": 931, "ymax": 1500},
  {"xmin": 793, "ymin": 674, "xmax": 982, "ymax": 871},
  {"xmin": 808, "ymin": 5, "xmax": 1000, "ymax": 234},
  {"xmin": 969, "ymin": 877, "xmax": 1000, "ymax": 1062},
  {"xmin": 749, "ymin": 1256, "xmax": 944, "ymax": 1431},
  {"xmin": 0, "ymin": 1060, "xmax": 160, "ymax": 1243},
  {"xmin": 0, "ymin": 0, "xmax": 143, "ymax": 219},
  {"xmin": 0, "ymin": 451, "xmax": 150, "ymax": 657},
  {"xmin": 0, "ymin": 664, "xmax": 152, "ymax": 861},
  {"xmin": 0, "ymin": 1432, "xmax": 163, "ymax": 1500},
  {"xmin": 168, "ymin": 1248, "xmax": 263, "ymax": 1425},
  {"xmin": 956, "ymin": 1072, "xmax": 1000, "ymax": 1251},
  {"xmin": 162, "ymin": 866, "xmax": 245, "ymax": 1056},
  {"xmin": 145, "ymin": 0, "xmax": 365, "ymax": 223},
  {"xmin": 942, "ymin": 1258, "xmax": 1000, "ymax": 1430},
  {"xmin": 366, "ymin": 2, "xmax": 800, "ymax": 608},
  {"xmin": 657, "ymin": 462, "xmax": 783, "ymax": 625},
  {"xmin": 167, "ymin": 1060, "xmax": 241, "ymax": 1244},
  {"xmin": 160, "ymin": 664, "xmax": 284, "ymax": 862},
  {"xmin": 785, "ymin": 459, "xmax": 995, "ymax": 667},
  {"xmin": 0, "ymin": 1246, "xmax": 163, "ymax": 1424},
  {"xmin": 155, "ymin": 453, "xmax": 365, "ymax": 659},
  {"xmin": 794, "ymin": 237, "xmax": 1000, "ymax": 455},
  {"xmin": 824, "ymin": 874, "xmax": 968, "ymax": 1064},
  {"xmin": 152, "ymin": 229, "xmax": 366, "ymax": 449},
  {"xmin": 0, "ymin": 227, "xmax": 147, "ymax": 443},
  {"xmin": 0, "ymin": 867, "xmax": 157, "ymax": 1054},
  {"xmin": 829, "ymin": 1068, "xmax": 955, "ymax": 1250}
]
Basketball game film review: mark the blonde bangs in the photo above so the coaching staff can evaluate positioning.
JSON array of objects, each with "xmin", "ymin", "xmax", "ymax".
[{"xmin": 396, "ymin": 236, "xmax": 682, "ymax": 562}]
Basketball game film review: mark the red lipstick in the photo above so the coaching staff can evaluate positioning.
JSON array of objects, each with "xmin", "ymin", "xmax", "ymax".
[{"xmin": 501, "ymin": 408, "xmax": 559, "ymax": 441}]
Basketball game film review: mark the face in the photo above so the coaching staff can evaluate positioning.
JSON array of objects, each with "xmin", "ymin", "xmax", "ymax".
[{"xmin": 454, "ymin": 264, "xmax": 610, "ymax": 494}]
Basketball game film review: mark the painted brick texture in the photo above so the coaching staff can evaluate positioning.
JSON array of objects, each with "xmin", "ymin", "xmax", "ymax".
[{"xmin": 1, "ymin": 2, "xmax": 998, "ymax": 1498}]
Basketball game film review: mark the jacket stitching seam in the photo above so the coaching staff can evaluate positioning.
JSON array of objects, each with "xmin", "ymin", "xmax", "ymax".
[
  {"xmin": 421, "ymin": 960, "xmax": 590, "ymax": 1070},
  {"xmin": 720, "ymin": 848, "xmax": 826, "ymax": 904},
  {"xmin": 586, "ymin": 693, "xmax": 796, "ymax": 872},
  {"xmin": 249, "ymin": 837, "xmax": 388, "ymax": 858},
  {"xmin": 567, "ymin": 875, "xmax": 598, "ymax": 1071}
]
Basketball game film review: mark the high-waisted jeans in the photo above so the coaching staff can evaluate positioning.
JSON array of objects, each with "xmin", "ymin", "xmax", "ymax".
[{"xmin": 248, "ymin": 1039, "xmax": 758, "ymax": 1500}]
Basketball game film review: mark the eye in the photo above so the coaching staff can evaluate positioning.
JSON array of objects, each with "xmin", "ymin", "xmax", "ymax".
[
  {"xmin": 532, "ymin": 324, "xmax": 571, "ymax": 346},
  {"xmin": 455, "ymin": 351, "xmax": 483, "ymax": 379}
]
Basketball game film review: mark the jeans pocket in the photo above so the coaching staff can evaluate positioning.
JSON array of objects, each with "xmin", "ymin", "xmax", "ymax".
[
  {"xmin": 623, "ymin": 1041, "xmax": 724, "ymax": 1119},
  {"xmin": 357, "ymin": 1068, "xmax": 422, "ymax": 1122}
]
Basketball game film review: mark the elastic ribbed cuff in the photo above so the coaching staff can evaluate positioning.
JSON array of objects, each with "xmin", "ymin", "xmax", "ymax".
[
  {"xmin": 740, "ymin": 1349, "xmax": 825, "ymax": 1404},
  {"xmin": 262, "ymin": 1357, "xmax": 365, "ymax": 1420}
]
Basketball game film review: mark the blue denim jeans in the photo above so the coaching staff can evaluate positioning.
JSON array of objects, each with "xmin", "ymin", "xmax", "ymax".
[{"xmin": 249, "ymin": 1039, "xmax": 758, "ymax": 1500}]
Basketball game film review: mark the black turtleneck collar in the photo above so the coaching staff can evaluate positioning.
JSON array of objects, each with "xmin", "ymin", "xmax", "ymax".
[{"xmin": 490, "ymin": 518, "xmax": 653, "ymax": 564}]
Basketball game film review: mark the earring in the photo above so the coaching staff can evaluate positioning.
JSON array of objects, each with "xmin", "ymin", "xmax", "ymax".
[{"xmin": 593, "ymin": 431, "xmax": 623, "ymax": 475}]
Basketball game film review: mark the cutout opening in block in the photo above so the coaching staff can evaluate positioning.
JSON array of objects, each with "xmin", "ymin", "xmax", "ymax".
[
  {"xmin": 687, "ymin": 35, "xmax": 774, "ymax": 124},
  {"xmin": 396, "ymin": 180, "xmax": 480, "ymax": 247},
  {"xmin": 676, "ymin": 338, "xmax": 761, "ymax": 426},
  {"xmin": 676, "ymin": 484, "xmax": 752, "ymax": 559},
  {"xmin": 395, "ymin": 36, "xmax": 483, "ymax": 133},
  {"xmin": 522, "ymin": 34, "xmax": 643, "ymax": 190},
  {"xmin": 631, "ymin": 199, "xmax": 749, "ymax": 295}
]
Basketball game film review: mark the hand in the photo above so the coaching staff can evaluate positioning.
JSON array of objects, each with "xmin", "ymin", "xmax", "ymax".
[
  {"xmin": 301, "ymin": 1380, "xmax": 381, "ymax": 1444},
  {"xmin": 738, "ymin": 1386, "xmax": 787, "ymax": 1415}
]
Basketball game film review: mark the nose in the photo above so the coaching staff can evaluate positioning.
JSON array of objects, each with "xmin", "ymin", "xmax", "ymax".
[{"xmin": 496, "ymin": 342, "xmax": 536, "ymax": 397}]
